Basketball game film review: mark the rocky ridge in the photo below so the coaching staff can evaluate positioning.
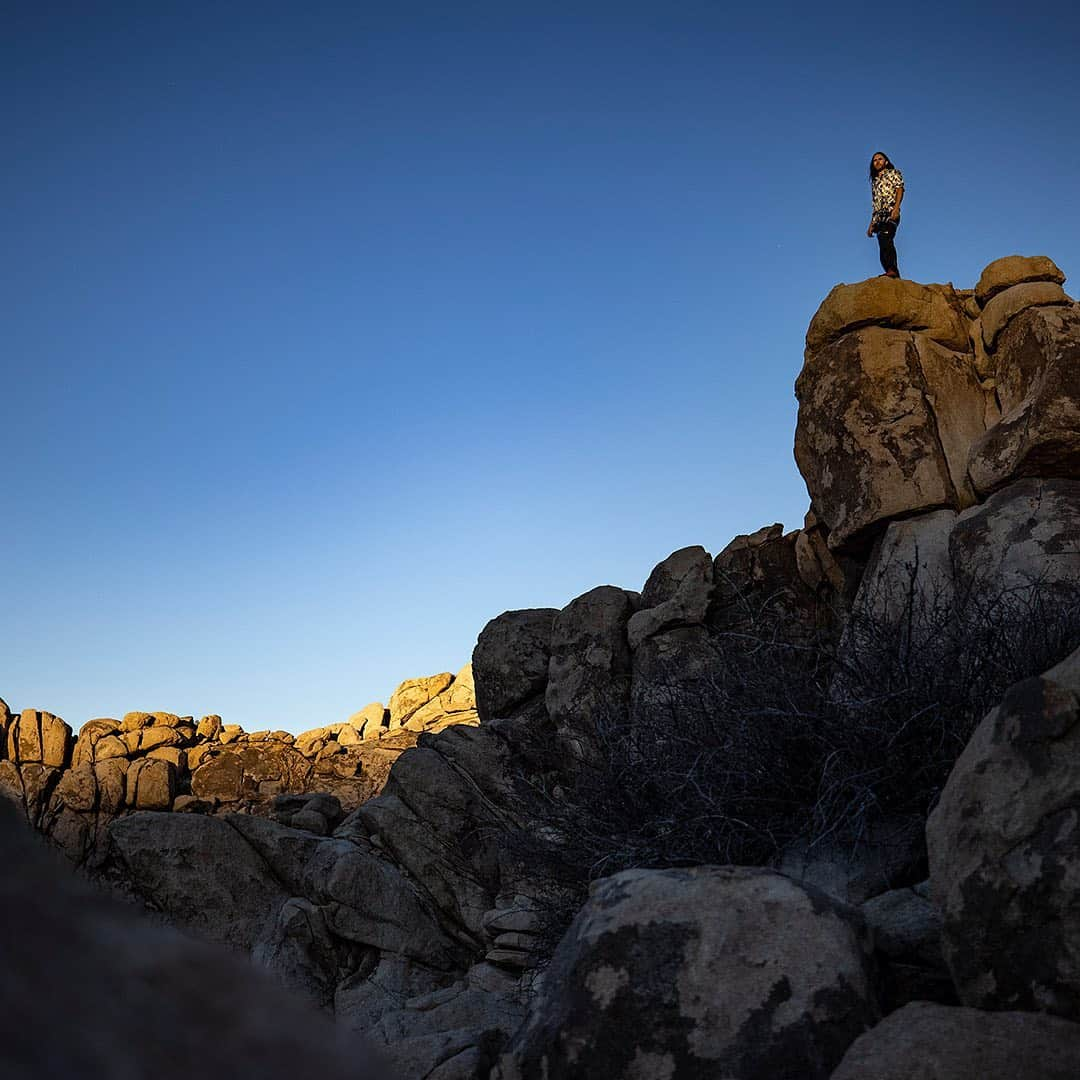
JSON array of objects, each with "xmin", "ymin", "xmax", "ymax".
[
  {"xmin": 4, "ymin": 253, "xmax": 1080, "ymax": 1079},
  {"xmin": 0, "ymin": 663, "xmax": 476, "ymax": 864}
]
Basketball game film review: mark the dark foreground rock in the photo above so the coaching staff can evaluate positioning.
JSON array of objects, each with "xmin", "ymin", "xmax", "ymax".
[
  {"xmin": 830, "ymin": 1001, "xmax": 1080, "ymax": 1079},
  {"xmin": 927, "ymin": 645, "xmax": 1080, "ymax": 1018},
  {"xmin": 0, "ymin": 799, "xmax": 389, "ymax": 1080},
  {"xmin": 495, "ymin": 866, "xmax": 878, "ymax": 1080}
]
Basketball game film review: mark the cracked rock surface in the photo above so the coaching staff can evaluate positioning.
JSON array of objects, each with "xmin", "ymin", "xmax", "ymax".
[{"xmin": 928, "ymin": 644, "xmax": 1080, "ymax": 1017}]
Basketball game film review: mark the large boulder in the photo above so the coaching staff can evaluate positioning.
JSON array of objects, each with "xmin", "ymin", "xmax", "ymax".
[
  {"xmin": 805, "ymin": 278, "xmax": 969, "ymax": 354},
  {"xmin": 842, "ymin": 478, "xmax": 1080, "ymax": 673},
  {"xmin": 368, "ymin": 976, "xmax": 526, "ymax": 1080},
  {"xmin": 974, "ymin": 254, "xmax": 1066, "ymax": 306},
  {"xmin": 473, "ymin": 609, "xmax": 558, "ymax": 723},
  {"xmin": 389, "ymin": 672, "xmax": 455, "ymax": 729},
  {"xmin": 927, "ymin": 645, "xmax": 1080, "ymax": 1017},
  {"xmin": 845, "ymin": 508, "xmax": 957, "ymax": 633},
  {"xmin": 948, "ymin": 477, "xmax": 1080, "ymax": 597},
  {"xmin": 306, "ymin": 838, "xmax": 462, "ymax": 967},
  {"xmin": 495, "ymin": 866, "xmax": 878, "ymax": 1079},
  {"xmin": 107, "ymin": 811, "xmax": 287, "ymax": 950},
  {"xmin": 967, "ymin": 304, "xmax": 1080, "ymax": 494},
  {"xmin": 710, "ymin": 523, "xmax": 828, "ymax": 638},
  {"xmin": 5, "ymin": 709, "xmax": 73, "ymax": 768},
  {"xmin": 401, "ymin": 663, "xmax": 479, "ymax": 734},
  {"xmin": 0, "ymin": 800, "xmax": 388, "ymax": 1080},
  {"xmin": 352, "ymin": 721, "xmax": 521, "ymax": 944},
  {"xmin": 795, "ymin": 326, "xmax": 989, "ymax": 551},
  {"xmin": 627, "ymin": 546, "xmax": 712, "ymax": 650},
  {"xmin": 545, "ymin": 585, "xmax": 636, "ymax": 749},
  {"xmin": 831, "ymin": 1001, "xmax": 1080, "ymax": 1079},
  {"xmin": 980, "ymin": 280, "xmax": 1071, "ymax": 350}
]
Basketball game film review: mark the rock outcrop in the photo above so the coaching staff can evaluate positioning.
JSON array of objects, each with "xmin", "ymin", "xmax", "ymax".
[
  {"xmin": 795, "ymin": 256, "xmax": 1075, "ymax": 552},
  {"xmin": 495, "ymin": 867, "xmax": 878, "ymax": 1079},
  {"xmin": 830, "ymin": 1001, "xmax": 1080, "ymax": 1080},
  {"xmin": 968, "ymin": 304, "xmax": 1080, "ymax": 493},
  {"xmin": 927, "ymin": 644, "xmax": 1080, "ymax": 1018},
  {"xmin": 5, "ymin": 253, "xmax": 1080, "ymax": 1080},
  {"xmin": 0, "ymin": 664, "xmax": 477, "ymax": 866},
  {"xmin": 0, "ymin": 799, "xmax": 389, "ymax": 1080}
]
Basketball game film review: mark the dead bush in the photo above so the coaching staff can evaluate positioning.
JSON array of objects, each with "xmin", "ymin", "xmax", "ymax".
[{"xmin": 503, "ymin": 573, "xmax": 1080, "ymax": 963}]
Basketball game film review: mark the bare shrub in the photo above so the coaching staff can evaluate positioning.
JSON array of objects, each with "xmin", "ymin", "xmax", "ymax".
[{"xmin": 504, "ymin": 572, "xmax": 1080, "ymax": 962}]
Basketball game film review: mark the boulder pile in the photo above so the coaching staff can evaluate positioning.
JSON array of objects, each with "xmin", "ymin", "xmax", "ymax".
[
  {"xmin": 4, "ymin": 255, "xmax": 1080, "ymax": 1079},
  {"xmin": 795, "ymin": 254, "xmax": 1078, "ymax": 553},
  {"xmin": 0, "ymin": 663, "xmax": 476, "ymax": 865}
]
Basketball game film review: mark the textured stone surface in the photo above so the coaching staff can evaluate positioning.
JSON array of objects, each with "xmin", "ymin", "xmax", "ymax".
[
  {"xmin": 840, "ymin": 478, "xmax": 1080, "ymax": 679},
  {"xmin": 860, "ymin": 882, "xmax": 953, "ymax": 1009},
  {"xmin": 127, "ymin": 758, "xmax": 176, "ymax": 810},
  {"xmin": 927, "ymin": 645, "xmax": 1080, "ymax": 1017},
  {"xmin": 473, "ymin": 608, "xmax": 558, "ymax": 722},
  {"xmin": 795, "ymin": 327, "xmax": 988, "ymax": 551},
  {"xmin": 348, "ymin": 701, "xmax": 387, "ymax": 738},
  {"xmin": 711, "ymin": 523, "xmax": 828, "ymax": 637},
  {"xmin": 251, "ymin": 895, "xmax": 341, "ymax": 1010},
  {"xmin": 627, "ymin": 546, "xmax": 714, "ymax": 650},
  {"xmin": 949, "ymin": 477, "xmax": 1080, "ymax": 596},
  {"xmin": 107, "ymin": 812, "xmax": 288, "ymax": 950},
  {"xmin": 389, "ymin": 672, "xmax": 455, "ymax": 729},
  {"xmin": 848, "ymin": 509, "xmax": 958, "ymax": 628},
  {"xmin": 980, "ymin": 280, "xmax": 1071, "ymax": 350},
  {"xmin": 354, "ymin": 724, "xmax": 514, "ymax": 944},
  {"xmin": 831, "ymin": 1001, "xmax": 1080, "ymax": 1079},
  {"xmin": 862, "ymin": 883, "xmax": 942, "ymax": 962},
  {"xmin": 0, "ymin": 800, "xmax": 388, "ymax": 1080},
  {"xmin": 369, "ymin": 979, "xmax": 526, "ymax": 1080},
  {"xmin": 975, "ymin": 254, "xmax": 1066, "ymax": 305},
  {"xmin": 403, "ymin": 664, "xmax": 478, "ymax": 732},
  {"xmin": 496, "ymin": 866, "xmax": 877, "ymax": 1080},
  {"xmin": 806, "ymin": 278, "xmax": 969, "ymax": 354},
  {"xmin": 968, "ymin": 304, "xmax": 1080, "ymax": 494},
  {"xmin": 546, "ymin": 585, "xmax": 635, "ymax": 748}
]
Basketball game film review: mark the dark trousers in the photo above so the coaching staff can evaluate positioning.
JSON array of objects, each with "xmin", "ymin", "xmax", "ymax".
[{"xmin": 874, "ymin": 218, "xmax": 899, "ymax": 274}]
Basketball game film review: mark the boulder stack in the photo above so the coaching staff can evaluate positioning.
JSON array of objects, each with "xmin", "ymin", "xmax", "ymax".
[
  {"xmin": 795, "ymin": 256, "xmax": 1075, "ymax": 553},
  {"xmin": 4, "ymin": 254, "xmax": 1080, "ymax": 1079},
  {"xmin": 1, "ymin": 665, "xmax": 477, "ymax": 866}
]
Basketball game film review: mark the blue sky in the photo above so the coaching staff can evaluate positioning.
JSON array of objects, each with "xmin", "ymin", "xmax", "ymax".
[{"xmin": 5, "ymin": 1, "xmax": 1079, "ymax": 733}]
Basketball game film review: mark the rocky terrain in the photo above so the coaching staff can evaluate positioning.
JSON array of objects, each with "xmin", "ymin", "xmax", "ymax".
[
  {"xmin": 4, "ymin": 254, "xmax": 1080, "ymax": 1078},
  {"xmin": 0, "ymin": 664, "xmax": 476, "ymax": 865}
]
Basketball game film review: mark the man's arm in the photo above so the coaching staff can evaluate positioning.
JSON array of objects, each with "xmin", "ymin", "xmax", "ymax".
[{"xmin": 889, "ymin": 185, "xmax": 904, "ymax": 222}]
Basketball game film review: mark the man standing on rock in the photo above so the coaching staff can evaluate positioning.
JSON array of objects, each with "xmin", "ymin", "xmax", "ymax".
[{"xmin": 867, "ymin": 152, "xmax": 904, "ymax": 278}]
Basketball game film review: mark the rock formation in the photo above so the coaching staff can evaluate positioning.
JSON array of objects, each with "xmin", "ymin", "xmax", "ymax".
[
  {"xmin": 0, "ymin": 662, "xmax": 476, "ymax": 865},
  {"xmin": 0, "ymin": 799, "xmax": 389, "ymax": 1080},
  {"xmin": 495, "ymin": 867, "xmax": 879, "ymax": 1079},
  {"xmin": 795, "ymin": 255, "xmax": 1076, "ymax": 552},
  {"xmin": 4, "ymin": 254, "xmax": 1080, "ymax": 1079},
  {"xmin": 830, "ymin": 1001, "xmax": 1080, "ymax": 1079}
]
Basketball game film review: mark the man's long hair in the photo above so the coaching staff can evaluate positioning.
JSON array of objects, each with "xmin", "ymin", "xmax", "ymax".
[{"xmin": 869, "ymin": 152, "xmax": 896, "ymax": 182}]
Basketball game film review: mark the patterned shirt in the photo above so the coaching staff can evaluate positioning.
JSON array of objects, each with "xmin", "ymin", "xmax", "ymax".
[{"xmin": 871, "ymin": 167, "xmax": 905, "ymax": 223}]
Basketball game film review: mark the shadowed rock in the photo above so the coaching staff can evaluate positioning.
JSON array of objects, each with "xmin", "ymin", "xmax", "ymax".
[
  {"xmin": 495, "ymin": 866, "xmax": 878, "ymax": 1080},
  {"xmin": 831, "ymin": 1001, "xmax": 1080, "ymax": 1079},
  {"xmin": 927, "ymin": 644, "xmax": 1080, "ymax": 1018},
  {"xmin": 974, "ymin": 254, "xmax": 1066, "ymax": 306},
  {"xmin": 0, "ymin": 800, "xmax": 390, "ymax": 1079}
]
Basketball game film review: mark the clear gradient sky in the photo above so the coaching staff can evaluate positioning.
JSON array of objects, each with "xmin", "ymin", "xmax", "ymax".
[{"xmin": 5, "ymin": 2, "xmax": 1079, "ymax": 733}]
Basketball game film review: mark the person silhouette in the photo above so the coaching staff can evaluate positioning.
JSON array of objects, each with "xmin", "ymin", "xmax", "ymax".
[{"xmin": 867, "ymin": 152, "xmax": 904, "ymax": 279}]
